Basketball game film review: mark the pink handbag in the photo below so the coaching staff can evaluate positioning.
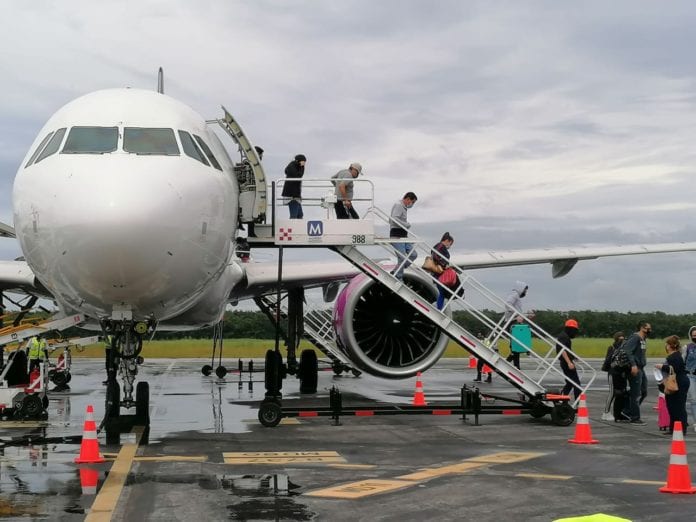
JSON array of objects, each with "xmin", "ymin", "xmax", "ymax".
[{"xmin": 438, "ymin": 267, "xmax": 458, "ymax": 288}]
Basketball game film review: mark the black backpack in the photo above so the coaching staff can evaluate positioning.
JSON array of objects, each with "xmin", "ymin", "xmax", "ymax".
[{"xmin": 610, "ymin": 342, "xmax": 630, "ymax": 371}]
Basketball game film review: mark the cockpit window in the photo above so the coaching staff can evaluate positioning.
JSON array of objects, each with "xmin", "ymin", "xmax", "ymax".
[
  {"xmin": 124, "ymin": 128, "xmax": 179, "ymax": 155},
  {"xmin": 178, "ymin": 130, "xmax": 209, "ymax": 166},
  {"xmin": 25, "ymin": 131, "xmax": 55, "ymax": 168},
  {"xmin": 34, "ymin": 128, "xmax": 67, "ymax": 164},
  {"xmin": 193, "ymin": 135, "xmax": 222, "ymax": 171},
  {"xmin": 62, "ymin": 126, "xmax": 118, "ymax": 154}
]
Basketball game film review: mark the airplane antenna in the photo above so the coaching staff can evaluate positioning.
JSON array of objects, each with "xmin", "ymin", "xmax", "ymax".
[{"xmin": 157, "ymin": 67, "xmax": 164, "ymax": 94}]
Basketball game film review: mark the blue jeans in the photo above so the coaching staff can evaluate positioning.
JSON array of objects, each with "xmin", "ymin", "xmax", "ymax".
[
  {"xmin": 288, "ymin": 199, "xmax": 303, "ymax": 219},
  {"xmin": 623, "ymin": 368, "xmax": 646, "ymax": 421},
  {"xmin": 392, "ymin": 242, "xmax": 416, "ymax": 279},
  {"xmin": 688, "ymin": 374, "xmax": 696, "ymax": 422}
]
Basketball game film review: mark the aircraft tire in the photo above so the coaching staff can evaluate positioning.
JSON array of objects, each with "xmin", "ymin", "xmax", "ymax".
[
  {"xmin": 201, "ymin": 364, "xmax": 213, "ymax": 376},
  {"xmin": 135, "ymin": 381, "xmax": 150, "ymax": 424},
  {"xmin": 299, "ymin": 349, "xmax": 318, "ymax": 394},
  {"xmin": 264, "ymin": 350, "xmax": 283, "ymax": 394},
  {"xmin": 105, "ymin": 379, "xmax": 120, "ymax": 419}
]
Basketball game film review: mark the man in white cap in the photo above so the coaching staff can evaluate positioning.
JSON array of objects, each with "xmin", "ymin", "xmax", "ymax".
[{"xmin": 332, "ymin": 162, "xmax": 363, "ymax": 219}]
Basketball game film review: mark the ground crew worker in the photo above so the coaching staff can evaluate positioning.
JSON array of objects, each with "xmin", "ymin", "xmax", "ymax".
[{"xmin": 28, "ymin": 335, "xmax": 48, "ymax": 372}]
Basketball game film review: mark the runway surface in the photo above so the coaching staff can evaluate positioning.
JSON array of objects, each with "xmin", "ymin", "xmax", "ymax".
[{"xmin": 1, "ymin": 357, "xmax": 693, "ymax": 521}]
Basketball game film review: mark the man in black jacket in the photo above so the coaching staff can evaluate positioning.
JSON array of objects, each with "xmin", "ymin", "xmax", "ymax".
[
  {"xmin": 556, "ymin": 319, "xmax": 581, "ymax": 400},
  {"xmin": 620, "ymin": 320, "xmax": 651, "ymax": 425},
  {"xmin": 282, "ymin": 154, "xmax": 306, "ymax": 218}
]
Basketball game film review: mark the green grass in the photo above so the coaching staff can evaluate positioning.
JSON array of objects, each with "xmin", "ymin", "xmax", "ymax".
[{"xmin": 56, "ymin": 337, "xmax": 666, "ymax": 359}]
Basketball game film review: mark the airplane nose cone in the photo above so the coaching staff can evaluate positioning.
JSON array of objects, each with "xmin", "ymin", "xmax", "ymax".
[{"xmin": 15, "ymin": 157, "xmax": 234, "ymax": 319}]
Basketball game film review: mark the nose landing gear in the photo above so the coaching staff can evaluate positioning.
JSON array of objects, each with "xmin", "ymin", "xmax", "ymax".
[{"xmin": 101, "ymin": 320, "xmax": 153, "ymax": 444}]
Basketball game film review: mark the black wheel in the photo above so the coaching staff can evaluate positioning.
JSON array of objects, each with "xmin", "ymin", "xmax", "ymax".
[
  {"xmin": 299, "ymin": 349, "xmax": 318, "ymax": 394},
  {"xmin": 215, "ymin": 366, "xmax": 227, "ymax": 379},
  {"xmin": 332, "ymin": 363, "xmax": 344, "ymax": 376},
  {"xmin": 551, "ymin": 402, "xmax": 576, "ymax": 426},
  {"xmin": 65, "ymin": 372, "xmax": 72, "ymax": 383},
  {"xmin": 42, "ymin": 395, "xmax": 49, "ymax": 410},
  {"xmin": 351, "ymin": 369, "xmax": 362, "ymax": 377},
  {"xmin": 105, "ymin": 423, "xmax": 120, "ymax": 445},
  {"xmin": 20, "ymin": 394, "xmax": 43, "ymax": 418},
  {"xmin": 52, "ymin": 371, "xmax": 67, "ymax": 387},
  {"xmin": 135, "ymin": 381, "xmax": 149, "ymax": 424},
  {"xmin": 48, "ymin": 369, "xmax": 56, "ymax": 379},
  {"xmin": 258, "ymin": 401, "xmax": 282, "ymax": 427},
  {"xmin": 264, "ymin": 350, "xmax": 283, "ymax": 394},
  {"xmin": 105, "ymin": 379, "xmax": 120, "ymax": 419},
  {"xmin": 529, "ymin": 401, "xmax": 550, "ymax": 419},
  {"xmin": 201, "ymin": 364, "xmax": 213, "ymax": 376}
]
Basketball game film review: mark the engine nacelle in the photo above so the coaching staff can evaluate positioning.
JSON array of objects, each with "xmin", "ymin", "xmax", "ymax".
[{"xmin": 333, "ymin": 271, "xmax": 449, "ymax": 378}]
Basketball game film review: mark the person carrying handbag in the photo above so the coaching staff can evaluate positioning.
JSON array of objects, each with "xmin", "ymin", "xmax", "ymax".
[{"xmin": 655, "ymin": 335, "xmax": 690, "ymax": 435}]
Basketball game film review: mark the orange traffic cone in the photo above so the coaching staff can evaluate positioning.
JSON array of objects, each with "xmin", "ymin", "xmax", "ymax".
[
  {"xmin": 79, "ymin": 467, "xmax": 99, "ymax": 495},
  {"xmin": 660, "ymin": 421, "xmax": 696, "ymax": 494},
  {"xmin": 468, "ymin": 356, "xmax": 477, "ymax": 369},
  {"xmin": 568, "ymin": 394, "xmax": 598, "ymax": 444},
  {"xmin": 412, "ymin": 372, "xmax": 427, "ymax": 406},
  {"xmin": 75, "ymin": 405, "xmax": 105, "ymax": 464}
]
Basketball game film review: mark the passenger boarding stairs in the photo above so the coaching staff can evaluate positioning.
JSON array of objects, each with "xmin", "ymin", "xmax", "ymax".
[
  {"xmin": 331, "ymin": 206, "xmax": 596, "ymax": 408},
  {"xmin": 254, "ymin": 294, "xmax": 361, "ymax": 376}
]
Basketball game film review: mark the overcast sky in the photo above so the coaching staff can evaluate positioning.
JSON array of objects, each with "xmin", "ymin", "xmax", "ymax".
[{"xmin": 2, "ymin": 1, "xmax": 696, "ymax": 316}]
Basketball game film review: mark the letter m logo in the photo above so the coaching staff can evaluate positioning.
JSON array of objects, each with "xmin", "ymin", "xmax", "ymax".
[{"xmin": 307, "ymin": 221, "xmax": 323, "ymax": 237}]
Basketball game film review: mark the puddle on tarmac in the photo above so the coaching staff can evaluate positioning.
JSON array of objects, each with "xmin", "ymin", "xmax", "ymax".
[{"xmin": 125, "ymin": 473, "xmax": 314, "ymax": 520}]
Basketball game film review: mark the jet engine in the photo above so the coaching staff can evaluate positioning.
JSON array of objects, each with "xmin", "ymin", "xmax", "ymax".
[{"xmin": 333, "ymin": 271, "xmax": 449, "ymax": 378}]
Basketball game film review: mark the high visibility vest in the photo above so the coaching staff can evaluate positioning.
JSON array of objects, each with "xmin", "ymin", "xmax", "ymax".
[
  {"xmin": 104, "ymin": 334, "xmax": 113, "ymax": 348},
  {"xmin": 28, "ymin": 337, "xmax": 42, "ymax": 359}
]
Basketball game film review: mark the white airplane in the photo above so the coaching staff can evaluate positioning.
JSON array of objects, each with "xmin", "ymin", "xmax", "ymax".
[{"xmin": 2, "ymin": 79, "xmax": 696, "ymax": 437}]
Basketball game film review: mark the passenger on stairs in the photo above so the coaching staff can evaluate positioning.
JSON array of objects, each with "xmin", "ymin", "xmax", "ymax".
[
  {"xmin": 556, "ymin": 319, "xmax": 582, "ymax": 400},
  {"xmin": 431, "ymin": 232, "xmax": 454, "ymax": 309},
  {"xmin": 332, "ymin": 162, "xmax": 363, "ymax": 219},
  {"xmin": 281, "ymin": 154, "xmax": 306, "ymax": 219},
  {"xmin": 389, "ymin": 192, "xmax": 418, "ymax": 280},
  {"xmin": 503, "ymin": 281, "xmax": 531, "ymax": 366}
]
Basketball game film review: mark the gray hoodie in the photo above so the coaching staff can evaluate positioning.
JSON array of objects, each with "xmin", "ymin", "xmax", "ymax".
[{"xmin": 503, "ymin": 281, "xmax": 527, "ymax": 321}]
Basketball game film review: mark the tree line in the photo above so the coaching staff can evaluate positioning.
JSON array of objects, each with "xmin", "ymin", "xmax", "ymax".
[
  {"xmin": 7, "ymin": 309, "xmax": 695, "ymax": 341},
  {"xmin": 150, "ymin": 309, "xmax": 696, "ymax": 340}
]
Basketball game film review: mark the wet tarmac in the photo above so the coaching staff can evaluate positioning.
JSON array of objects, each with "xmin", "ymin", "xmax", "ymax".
[{"xmin": 1, "ymin": 357, "xmax": 694, "ymax": 521}]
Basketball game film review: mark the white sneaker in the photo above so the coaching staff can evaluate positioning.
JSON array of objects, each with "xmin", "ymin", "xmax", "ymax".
[{"xmin": 601, "ymin": 412, "xmax": 614, "ymax": 421}]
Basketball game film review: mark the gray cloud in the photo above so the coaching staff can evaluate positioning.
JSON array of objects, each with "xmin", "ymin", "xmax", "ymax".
[{"xmin": 2, "ymin": 1, "xmax": 696, "ymax": 313}]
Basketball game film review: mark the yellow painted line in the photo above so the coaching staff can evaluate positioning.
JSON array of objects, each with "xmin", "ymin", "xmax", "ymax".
[
  {"xmin": 0, "ymin": 421, "xmax": 49, "ymax": 428},
  {"xmin": 280, "ymin": 418, "xmax": 300, "ymax": 425},
  {"xmin": 223, "ymin": 451, "xmax": 346, "ymax": 465},
  {"xmin": 465, "ymin": 451, "xmax": 547, "ymax": 464},
  {"xmin": 224, "ymin": 451, "xmax": 340, "ymax": 457},
  {"xmin": 328, "ymin": 463, "xmax": 377, "ymax": 470},
  {"xmin": 396, "ymin": 462, "xmax": 486, "ymax": 481},
  {"xmin": 516, "ymin": 473, "xmax": 573, "ymax": 480},
  {"xmin": 85, "ymin": 428, "xmax": 143, "ymax": 522},
  {"xmin": 134, "ymin": 456, "xmax": 207, "ymax": 463},
  {"xmin": 305, "ymin": 479, "xmax": 416, "ymax": 499},
  {"xmin": 224, "ymin": 456, "xmax": 346, "ymax": 464},
  {"xmin": 621, "ymin": 479, "xmax": 664, "ymax": 486}
]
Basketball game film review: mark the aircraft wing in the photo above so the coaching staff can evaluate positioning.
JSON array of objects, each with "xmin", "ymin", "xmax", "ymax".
[
  {"xmin": 0, "ymin": 221, "xmax": 16, "ymax": 239},
  {"xmin": 237, "ymin": 241, "xmax": 696, "ymax": 297},
  {"xmin": 0, "ymin": 260, "xmax": 41, "ymax": 292},
  {"xmin": 447, "ymin": 241, "xmax": 696, "ymax": 278}
]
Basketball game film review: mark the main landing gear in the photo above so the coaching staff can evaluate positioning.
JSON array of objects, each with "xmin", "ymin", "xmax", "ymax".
[{"xmin": 101, "ymin": 320, "xmax": 153, "ymax": 444}]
